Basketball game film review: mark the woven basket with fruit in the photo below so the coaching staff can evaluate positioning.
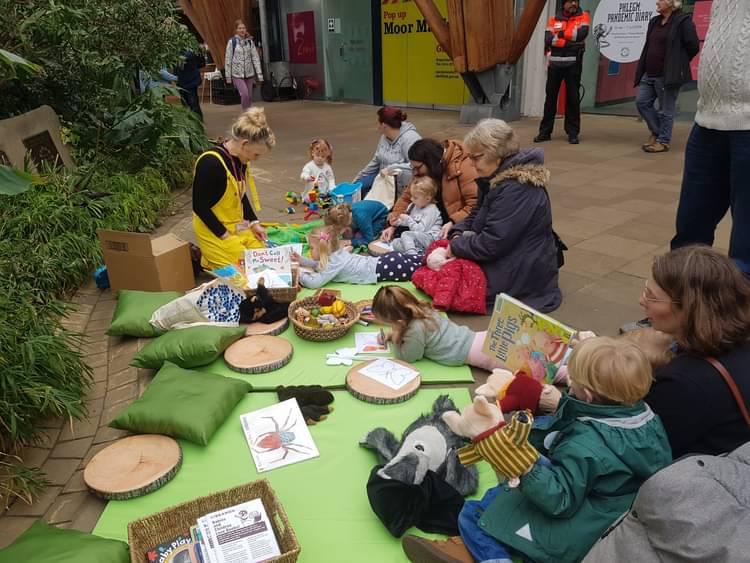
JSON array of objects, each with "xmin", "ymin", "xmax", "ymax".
[{"xmin": 288, "ymin": 291, "xmax": 360, "ymax": 342}]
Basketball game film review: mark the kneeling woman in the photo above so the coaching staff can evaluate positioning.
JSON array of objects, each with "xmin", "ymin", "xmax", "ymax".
[{"xmin": 192, "ymin": 107, "xmax": 275, "ymax": 270}]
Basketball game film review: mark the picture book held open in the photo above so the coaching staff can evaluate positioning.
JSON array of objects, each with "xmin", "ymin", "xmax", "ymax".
[{"xmin": 483, "ymin": 293, "xmax": 576, "ymax": 384}]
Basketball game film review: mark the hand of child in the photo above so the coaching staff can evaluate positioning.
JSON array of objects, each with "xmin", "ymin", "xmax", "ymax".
[
  {"xmin": 380, "ymin": 227, "xmax": 395, "ymax": 242},
  {"xmin": 398, "ymin": 213, "xmax": 410, "ymax": 223},
  {"xmin": 570, "ymin": 330, "xmax": 597, "ymax": 347},
  {"xmin": 439, "ymin": 221, "xmax": 454, "ymax": 240},
  {"xmin": 290, "ymin": 251, "xmax": 302, "ymax": 263}
]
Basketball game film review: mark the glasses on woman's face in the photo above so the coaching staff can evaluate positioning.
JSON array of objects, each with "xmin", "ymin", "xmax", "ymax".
[
  {"xmin": 467, "ymin": 152, "xmax": 485, "ymax": 163},
  {"xmin": 642, "ymin": 280, "xmax": 679, "ymax": 304}
]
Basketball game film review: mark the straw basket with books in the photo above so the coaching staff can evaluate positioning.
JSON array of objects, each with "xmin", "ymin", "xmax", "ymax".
[{"xmin": 127, "ymin": 480, "xmax": 300, "ymax": 563}]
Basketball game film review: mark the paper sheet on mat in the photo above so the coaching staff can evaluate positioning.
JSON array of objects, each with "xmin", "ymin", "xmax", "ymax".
[{"xmin": 359, "ymin": 359, "xmax": 419, "ymax": 390}]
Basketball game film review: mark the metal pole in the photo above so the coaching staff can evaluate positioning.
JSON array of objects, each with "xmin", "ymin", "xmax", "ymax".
[{"xmin": 258, "ymin": 0, "xmax": 271, "ymax": 69}]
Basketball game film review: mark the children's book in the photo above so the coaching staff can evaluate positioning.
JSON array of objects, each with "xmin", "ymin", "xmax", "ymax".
[
  {"xmin": 243, "ymin": 247, "xmax": 294, "ymax": 289},
  {"xmin": 370, "ymin": 240, "xmax": 393, "ymax": 252},
  {"xmin": 483, "ymin": 293, "xmax": 576, "ymax": 384},
  {"xmin": 240, "ymin": 398, "xmax": 319, "ymax": 473},
  {"xmin": 145, "ymin": 533, "xmax": 192, "ymax": 563},
  {"xmin": 355, "ymin": 332, "xmax": 391, "ymax": 354}
]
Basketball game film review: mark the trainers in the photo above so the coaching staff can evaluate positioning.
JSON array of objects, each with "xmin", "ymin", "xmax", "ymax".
[
  {"xmin": 402, "ymin": 535, "xmax": 474, "ymax": 563},
  {"xmin": 643, "ymin": 142, "xmax": 669, "ymax": 153},
  {"xmin": 619, "ymin": 318, "xmax": 652, "ymax": 334},
  {"xmin": 642, "ymin": 134, "xmax": 656, "ymax": 149},
  {"xmin": 568, "ymin": 135, "xmax": 580, "ymax": 144},
  {"xmin": 533, "ymin": 134, "xmax": 551, "ymax": 143}
]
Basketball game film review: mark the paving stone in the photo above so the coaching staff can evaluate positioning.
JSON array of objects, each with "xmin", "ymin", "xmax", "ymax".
[
  {"xmin": 84, "ymin": 352, "xmax": 107, "ymax": 368},
  {"xmin": 563, "ymin": 248, "xmax": 631, "ymax": 278},
  {"xmin": 108, "ymin": 367, "xmax": 138, "ymax": 391},
  {"xmin": 18, "ymin": 447, "xmax": 50, "ymax": 469},
  {"xmin": 40, "ymin": 458, "xmax": 80, "ymax": 486},
  {"xmin": 93, "ymin": 426, "xmax": 130, "ymax": 445},
  {"xmin": 574, "ymin": 234, "xmax": 659, "ymax": 261},
  {"xmin": 73, "ymin": 292, "xmax": 99, "ymax": 306},
  {"xmin": 84, "ymin": 397, "xmax": 105, "ymax": 420},
  {"xmin": 44, "ymin": 492, "xmax": 89, "ymax": 524},
  {"xmin": 80, "ymin": 339, "xmax": 108, "ymax": 357},
  {"xmin": 138, "ymin": 368, "xmax": 156, "ymax": 397},
  {"xmin": 59, "ymin": 417, "xmax": 99, "ymax": 442},
  {"xmin": 63, "ymin": 470, "xmax": 88, "ymax": 494},
  {"xmin": 68, "ymin": 495, "xmax": 107, "ymax": 533},
  {"xmin": 0, "ymin": 516, "xmax": 35, "ymax": 548},
  {"xmin": 91, "ymin": 365, "xmax": 108, "ymax": 383},
  {"xmin": 35, "ymin": 428, "xmax": 61, "ymax": 449},
  {"xmin": 85, "ymin": 318, "xmax": 111, "ymax": 333},
  {"xmin": 89, "ymin": 307, "xmax": 116, "ymax": 322},
  {"xmin": 100, "ymin": 399, "xmax": 132, "ymax": 426},
  {"xmin": 50, "ymin": 436, "xmax": 94, "ymax": 459},
  {"xmin": 6, "ymin": 486, "xmax": 62, "ymax": 517},
  {"xmin": 104, "ymin": 382, "xmax": 138, "ymax": 408},
  {"xmin": 86, "ymin": 380, "xmax": 107, "ymax": 400}
]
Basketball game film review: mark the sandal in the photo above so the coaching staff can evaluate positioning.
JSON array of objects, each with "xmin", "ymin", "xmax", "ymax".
[{"xmin": 643, "ymin": 142, "xmax": 669, "ymax": 153}]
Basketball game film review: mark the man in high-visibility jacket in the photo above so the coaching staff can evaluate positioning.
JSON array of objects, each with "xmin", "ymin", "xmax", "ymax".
[{"xmin": 534, "ymin": 0, "xmax": 590, "ymax": 145}]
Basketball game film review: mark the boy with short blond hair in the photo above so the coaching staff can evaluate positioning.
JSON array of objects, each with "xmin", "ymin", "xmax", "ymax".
[{"xmin": 392, "ymin": 176, "xmax": 443, "ymax": 255}]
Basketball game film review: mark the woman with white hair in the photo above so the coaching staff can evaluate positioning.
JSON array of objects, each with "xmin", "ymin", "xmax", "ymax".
[
  {"xmin": 446, "ymin": 119, "xmax": 562, "ymax": 312},
  {"xmin": 633, "ymin": 0, "xmax": 699, "ymax": 153}
]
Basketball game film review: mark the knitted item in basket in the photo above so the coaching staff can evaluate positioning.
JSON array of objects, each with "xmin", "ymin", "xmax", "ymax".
[{"xmin": 288, "ymin": 296, "xmax": 359, "ymax": 342}]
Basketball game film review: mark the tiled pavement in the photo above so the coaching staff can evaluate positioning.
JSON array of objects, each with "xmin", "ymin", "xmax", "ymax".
[{"xmin": 0, "ymin": 100, "xmax": 732, "ymax": 547}]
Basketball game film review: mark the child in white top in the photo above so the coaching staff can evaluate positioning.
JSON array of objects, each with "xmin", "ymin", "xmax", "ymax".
[
  {"xmin": 294, "ymin": 227, "xmax": 422, "ymax": 289},
  {"xmin": 392, "ymin": 176, "xmax": 443, "ymax": 255},
  {"xmin": 300, "ymin": 138, "xmax": 336, "ymax": 201}
]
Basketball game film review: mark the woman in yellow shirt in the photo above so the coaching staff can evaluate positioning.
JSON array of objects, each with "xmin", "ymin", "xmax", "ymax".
[{"xmin": 192, "ymin": 107, "xmax": 275, "ymax": 269}]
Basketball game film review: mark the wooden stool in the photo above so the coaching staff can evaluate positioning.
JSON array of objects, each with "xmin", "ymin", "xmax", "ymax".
[
  {"xmin": 243, "ymin": 317, "xmax": 289, "ymax": 337},
  {"xmin": 346, "ymin": 359, "xmax": 421, "ymax": 404}
]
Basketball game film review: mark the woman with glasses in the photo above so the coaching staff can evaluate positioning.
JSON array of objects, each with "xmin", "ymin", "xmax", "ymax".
[
  {"xmin": 192, "ymin": 108, "xmax": 274, "ymax": 270},
  {"xmin": 639, "ymin": 246, "xmax": 750, "ymax": 459},
  {"xmin": 445, "ymin": 118, "xmax": 561, "ymax": 313},
  {"xmin": 381, "ymin": 138, "xmax": 479, "ymax": 242}
]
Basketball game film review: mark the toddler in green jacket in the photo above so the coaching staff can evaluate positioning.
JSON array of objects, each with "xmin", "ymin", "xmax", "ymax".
[
  {"xmin": 402, "ymin": 336, "xmax": 673, "ymax": 563},
  {"xmin": 372, "ymin": 285, "xmax": 503, "ymax": 371}
]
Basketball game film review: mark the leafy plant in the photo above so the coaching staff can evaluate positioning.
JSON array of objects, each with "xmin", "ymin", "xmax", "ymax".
[{"xmin": 0, "ymin": 48, "xmax": 44, "ymax": 83}]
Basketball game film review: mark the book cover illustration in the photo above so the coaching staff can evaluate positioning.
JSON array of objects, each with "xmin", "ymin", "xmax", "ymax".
[
  {"xmin": 146, "ymin": 533, "xmax": 192, "ymax": 563},
  {"xmin": 240, "ymin": 399, "xmax": 320, "ymax": 472},
  {"xmin": 483, "ymin": 293, "xmax": 575, "ymax": 384},
  {"xmin": 243, "ymin": 247, "xmax": 294, "ymax": 289}
]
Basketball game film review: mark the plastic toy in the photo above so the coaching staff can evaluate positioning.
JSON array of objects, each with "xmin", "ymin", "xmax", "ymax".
[
  {"xmin": 304, "ymin": 202, "xmax": 320, "ymax": 220},
  {"xmin": 285, "ymin": 191, "xmax": 301, "ymax": 205}
]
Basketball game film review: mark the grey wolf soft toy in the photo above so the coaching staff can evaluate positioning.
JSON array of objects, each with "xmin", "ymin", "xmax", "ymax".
[{"xmin": 359, "ymin": 395, "xmax": 478, "ymax": 496}]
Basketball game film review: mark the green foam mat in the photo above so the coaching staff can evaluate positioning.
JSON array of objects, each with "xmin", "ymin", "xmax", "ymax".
[
  {"xmin": 93, "ymin": 388, "xmax": 498, "ymax": 563},
  {"xmin": 198, "ymin": 282, "xmax": 475, "ymax": 390}
]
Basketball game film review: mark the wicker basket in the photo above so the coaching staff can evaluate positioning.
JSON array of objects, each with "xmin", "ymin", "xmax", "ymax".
[
  {"xmin": 127, "ymin": 480, "xmax": 300, "ymax": 563},
  {"xmin": 288, "ymin": 296, "xmax": 359, "ymax": 342},
  {"xmin": 245, "ymin": 267, "xmax": 300, "ymax": 304}
]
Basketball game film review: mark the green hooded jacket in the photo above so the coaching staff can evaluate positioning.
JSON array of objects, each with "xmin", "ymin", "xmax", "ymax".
[{"xmin": 478, "ymin": 395, "xmax": 672, "ymax": 563}]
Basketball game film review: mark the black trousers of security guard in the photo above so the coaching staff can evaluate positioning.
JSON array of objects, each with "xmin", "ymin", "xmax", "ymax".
[{"xmin": 538, "ymin": 62, "xmax": 582, "ymax": 138}]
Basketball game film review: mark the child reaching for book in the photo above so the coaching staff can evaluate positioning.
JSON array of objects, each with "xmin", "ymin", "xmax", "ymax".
[
  {"xmin": 402, "ymin": 336, "xmax": 672, "ymax": 563},
  {"xmin": 300, "ymin": 138, "xmax": 336, "ymax": 201},
  {"xmin": 325, "ymin": 202, "xmax": 389, "ymax": 248},
  {"xmin": 390, "ymin": 176, "xmax": 442, "ymax": 255},
  {"xmin": 294, "ymin": 227, "xmax": 422, "ymax": 289},
  {"xmin": 372, "ymin": 285, "xmax": 503, "ymax": 371}
]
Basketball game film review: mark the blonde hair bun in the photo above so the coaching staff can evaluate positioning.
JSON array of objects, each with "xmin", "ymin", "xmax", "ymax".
[{"xmin": 231, "ymin": 107, "xmax": 276, "ymax": 149}]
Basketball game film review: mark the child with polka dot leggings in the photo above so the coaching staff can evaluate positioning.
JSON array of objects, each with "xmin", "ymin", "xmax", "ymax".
[{"xmin": 296, "ymin": 227, "xmax": 422, "ymax": 288}]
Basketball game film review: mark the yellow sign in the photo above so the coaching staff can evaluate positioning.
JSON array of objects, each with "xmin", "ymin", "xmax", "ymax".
[{"xmin": 381, "ymin": 0, "xmax": 470, "ymax": 107}]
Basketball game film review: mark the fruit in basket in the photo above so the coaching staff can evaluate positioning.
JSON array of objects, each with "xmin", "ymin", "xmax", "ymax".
[
  {"xmin": 331, "ymin": 299, "xmax": 346, "ymax": 317},
  {"xmin": 318, "ymin": 292, "xmax": 337, "ymax": 307},
  {"xmin": 311, "ymin": 307, "xmax": 320, "ymax": 317}
]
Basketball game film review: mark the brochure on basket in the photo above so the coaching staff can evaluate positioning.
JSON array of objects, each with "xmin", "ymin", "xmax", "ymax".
[
  {"xmin": 240, "ymin": 398, "xmax": 319, "ymax": 473},
  {"xmin": 483, "ymin": 293, "xmax": 576, "ymax": 384},
  {"xmin": 197, "ymin": 498, "xmax": 281, "ymax": 563},
  {"xmin": 243, "ymin": 247, "xmax": 297, "ymax": 289}
]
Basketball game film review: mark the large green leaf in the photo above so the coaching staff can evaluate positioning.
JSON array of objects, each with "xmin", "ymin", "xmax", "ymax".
[
  {"xmin": 0, "ymin": 48, "xmax": 44, "ymax": 80},
  {"xmin": 0, "ymin": 166, "xmax": 36, "ymax": 195}
]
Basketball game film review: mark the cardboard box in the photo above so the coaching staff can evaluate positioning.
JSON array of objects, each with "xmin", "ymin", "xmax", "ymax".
[{"xmin": 98, "ymin": 229, "xmax": 195, "ymax": 293}]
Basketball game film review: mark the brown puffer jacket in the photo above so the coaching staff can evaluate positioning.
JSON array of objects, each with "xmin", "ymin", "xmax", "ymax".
[{"xmin": 388, "ymin": 140, "xmax": 478, "ymax": 226}]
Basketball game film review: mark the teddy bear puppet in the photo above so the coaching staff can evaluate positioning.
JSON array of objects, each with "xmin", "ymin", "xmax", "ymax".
[
  {"xmin": 442, "ymin": 395, "xmax": 541, "ymax": 487},
  {"xmin": 475, "ymin": 368, "xmax": 563, "ymax": 415}
]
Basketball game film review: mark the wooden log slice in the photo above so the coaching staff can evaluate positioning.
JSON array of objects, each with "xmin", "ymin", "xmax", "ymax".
[
  {"xmin": 83, "ymin": 434, "xmax": 182, "ymax": 500},
  {"xmin": 368, "ymin": 240, "xmax": 394, "ymax": 256},
  {"xmin": 346, "ymin": 359, "xmax": 421, "ymax": 404},
  {"xmin": 243, "ymin": 317, "xmax": 289, "ymax": 336},
  {"xmin": 224, "ymin": 335, "xmax": 293, "ymax": 374}
]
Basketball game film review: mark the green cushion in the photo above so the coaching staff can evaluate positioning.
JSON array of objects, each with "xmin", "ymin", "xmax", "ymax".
[
  {"xmin": 0, "ymin": 520, "xmax": 129, "ymax": 563},
  {"xmin": 110, "ymin": 361, "xmax": 251, "ymax": 445},
  {"xmin": 107, "ymin": 290, "xmax": 181, "ymax": 338},
  {"xmin": 130, "ymin": 325, "xmax": 246, "ymax": 369}
]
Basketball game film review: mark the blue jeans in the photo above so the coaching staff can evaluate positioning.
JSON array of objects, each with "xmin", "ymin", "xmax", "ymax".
[
  {"xmin": 635, "ymin": 76, "xmax": 680, "ymax": 145},
  {"xmin": 672, "ymin": 124, "xmax": 750, "ymax": 274}
]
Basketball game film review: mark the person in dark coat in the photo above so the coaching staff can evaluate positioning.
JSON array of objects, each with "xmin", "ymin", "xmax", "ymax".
[
  {"xmin": 639, "ymin": 246, "xmax": 750, "ymax": 460},
  {"xmin": 446, "ymin": 119, "xmax": 562, "ymax": 313},
  {"xmin": 176, "ymin": 49, "xmax": 206, "ymax": 119},
  {"xmin": 634, "ymin": 0, "xmax": 699, "ymax": 153}
]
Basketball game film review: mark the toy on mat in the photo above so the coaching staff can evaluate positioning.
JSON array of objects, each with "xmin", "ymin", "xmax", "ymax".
[
  {"xmin": 284, "ymin": 206, "xmax": 296, "ymax": 214},
  {"xmin": 304, "ymin": 201, "xmax": 320, "ymax": 220},
  {"xmin": 285, "ymin": 191, "xmax": 301, "ymax": 205},
  {"xmin": 277, "ymin": 385, "xmax": 335, "ymax": 425}
]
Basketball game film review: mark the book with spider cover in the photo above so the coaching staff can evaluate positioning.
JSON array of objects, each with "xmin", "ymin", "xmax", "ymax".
[{"xmin": 240, "ymin": 398, "xmax": 319, "ymax": 472}]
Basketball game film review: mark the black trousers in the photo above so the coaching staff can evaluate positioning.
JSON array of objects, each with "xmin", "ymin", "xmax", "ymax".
[
  {"xmin": 538, "ymin": 63, "xmax": 581, "ymax": 137},
  {"xmin": 179, "ymin": 87, "xmax": 203, "ymax": 120}
]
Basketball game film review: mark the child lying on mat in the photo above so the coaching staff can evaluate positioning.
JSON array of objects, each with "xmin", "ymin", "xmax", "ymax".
[
  {"xmin": 372, "ymin": 285, "xmax": 503, "ymax": 371},
  {"xmin": 325, "ymin": 202, "xmax": 389, "ymax": 248},
  {"xmin": 294, "ymin": 227, "xmax": 422, "ymax": 289}
]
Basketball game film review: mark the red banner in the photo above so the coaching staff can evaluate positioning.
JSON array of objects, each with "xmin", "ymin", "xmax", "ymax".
[{"xmin": 287, "ymin": 11, "xmax": 317, "ymax": 64}]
